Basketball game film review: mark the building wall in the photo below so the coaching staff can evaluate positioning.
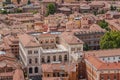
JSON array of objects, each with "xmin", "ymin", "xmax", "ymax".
[
  {"xmin": 85, "ymin": 60, "xmax": 98, "ymax": 80},
  {"xmin": 42, "ymin": 64, "xmax": 78, "ymax": 80},
  {"xmin": 100, "ymin": 73, "xmax": 120, "ymax": 80},
  {"xmin": 10, "ymin": 40, "xmax": 19, "ymax": 58},
  {"xmin": 75, "ymin": 32, "xmax": 104, "ymax": 50},
  {"xmin": 19, "ymin": 42, "xmax": 42, "ymax": 76},
  {"xmin": 37, "ymin": 36, "xmax": 57, "ymax": 49},
  {"xmin": 41, "ymin": 52, "xmax": 68, "ymax": 63},
  {"xmin": 78, "ymin": 60, "xmax": 86, "ymax": 79},
  {"xmin": 0, "ymin": 67, "xmax": 14, "ymax": 80},
  {"xmin": 19, "ymin": 42, "xmax": 28, "ymax": 66}
]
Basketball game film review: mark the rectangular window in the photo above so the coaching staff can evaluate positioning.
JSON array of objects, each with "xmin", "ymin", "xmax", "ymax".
[
  {"xmin": 103, "ymin": 58, "xmax": 104, "ymax": 61},
  {"xmin": 71, "ymin": 48, "xmax": 75, "ymax": 51},
  {"xmin": 28, "ymin": 50, "xmax": 32, "ymax": 54},
  {"xmin": 34, "ymin": 50, "xmax": 38, "ymax": 54},
  {"xmin": 114, "ymin": 75, "xmax": 116, "ymax": 80},
  {"xmin": 77, "ymin": 48, "xmax": 81, "ymax": 51},
  {"xmin": 35, "ymin": 58, "xmax": 38, "ymax": 63},
  {"xmin": 113, "ymin": 57, "xmax": 115, "ymax": 60},
  {"xmin": 100, "ymin": 75, "xmax": 104, "ymax": 80}
]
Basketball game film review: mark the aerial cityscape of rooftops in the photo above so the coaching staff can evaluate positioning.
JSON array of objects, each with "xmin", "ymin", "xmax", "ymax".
[{"xmin": 1, "ymin": 0, "xmax": 120, "ymax": 80}]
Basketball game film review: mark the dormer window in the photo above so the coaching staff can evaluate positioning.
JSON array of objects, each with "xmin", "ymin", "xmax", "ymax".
[{"xmin": 29, "ymin": 58, "xmax": 32, "ymax": 64}]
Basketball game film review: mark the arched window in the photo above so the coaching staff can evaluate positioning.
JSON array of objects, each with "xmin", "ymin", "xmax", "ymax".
[
  {"xmin": 41, "ymin": 57, "xmax": 45, "ymax": 63},
  {"xmin": 29, "ymin": 67, "xmax": 32, "ymax": 74},
  {"xmin": 53, "ymin": 73, "xmax": 56, "ymax": 77},
  {"xmin": 107, "ymin": 76, "xmax": 110, "ymax": 79},
  {"xmin": 29, "ymin": 58, "xmax": 32, "ymax": 64},
  {"xmin": 35, "ymin": 67, "xmax": 38, "ymax": 73},
  {"xmin": 47, "ymin": 74, "xmax": 50, "ymax": 77},
  {"xmin": 114, "ymin": 75, "xmax": 116, "ymax": 79},
  {"xmin": 47, "ymin": 56, "xmax": 50, "ymax": 63},
  {"xmin": 64, "ymin": 55, "xmax": 67, "ymax": 61},
  {"xmin": 59, "ymin": 55, "xmax": 62, "ymax": 61},
  {"xmin": 40, "ymin": 41, "xmax": 43, "ymax": 44},
  {"xmin": 53, "ymin": 56, "xmax": 56, "ymax": 61},
  {"xmin": 35, "ymin": 58, "xmax": 38, "ymax": 63}
]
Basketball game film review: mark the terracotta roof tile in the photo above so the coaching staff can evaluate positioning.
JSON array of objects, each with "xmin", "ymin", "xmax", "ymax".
[
  {"xmin": 60, "ymin": 32, "xmax": 84, "ymax": 44},
  {"xmin": 42, "ymin": 63, "xmax": 77, "ymax": 73},
  {"xmin": 84, "ymin": 48, "xmax": 120, "ymax": 57},
  {"xmin": 18, "ymin": 34, "xmax": 39, "ymax": 47},
  {"xmin": 85, "ymin": 49, "xmax": 120, "ymax": 70}
]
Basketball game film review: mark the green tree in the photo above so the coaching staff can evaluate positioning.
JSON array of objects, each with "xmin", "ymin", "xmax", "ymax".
[
  {"xmin": 111, "ymin": 5, "xmax": 117, "ymax": 11},
  {"xmin": 32, "ymin": 11, "xmax": 38, "ymax": 14},
  {"xmin": 93, "ymin": 11, "xmax": 97, "ymax": 16},
  {"xmin": 27, "ymin": 0, "xmax": 31, "ymax": 5},
  {"xmin": 46, "ymin": 3, "xmax": 56, "ymax": 16},
  {"xmin": 0, "ymin": 9, "xmax": 7, "ymax": 14},
  {"xmin": 16, "ymin": 8, "xmax": 22, "ymax": 13},
  {"xmin": 99, "ymin": 10, "xmax": 105, "ymax": 14},
  {"xmin": 98, "ymin": 20, "xmax": 110, "ymax": 31},
  {"xmin": 100, "ymin": 31, "xmax": 120, "ymax": 49},
  {"xmin": 83, "ymin": 44, "xmax": 90, "ymax": 51}
]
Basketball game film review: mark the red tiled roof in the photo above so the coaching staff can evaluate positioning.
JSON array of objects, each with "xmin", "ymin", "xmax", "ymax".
[
  {"xmin": 18, "ymin": 34, "xmax": 39, "ymax": 48},
  {"xmin": 84, "ymin": 48, "xmax": 120, "ymax": 57},
  {"xmin": 85, "ymin": 50, "xmax": 120, "ymax": 70},
  {"xmin": 41, "ymin": 63, "xmax": 77, "ymax": 73},
  {"xmin": 60, "ymin": 32, "xmax": 84, "ymax": 44},
  {"xmin": 13, "ymin": 69, "xmax": 25, "ymax": 80},
  {"xmin": 42, "ymin": 77, "xmax": 69, "ymax": 80}
]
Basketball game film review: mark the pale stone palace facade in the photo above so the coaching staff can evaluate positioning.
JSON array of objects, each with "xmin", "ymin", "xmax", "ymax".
[{"xmin": 19, "ymin": 32, "xmax": 83, "ymax": 77}]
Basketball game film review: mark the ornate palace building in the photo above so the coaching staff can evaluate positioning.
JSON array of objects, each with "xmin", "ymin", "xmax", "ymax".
[{"xmin": 18, "ymin": 32, "xmax": 83, "ymax": 78}]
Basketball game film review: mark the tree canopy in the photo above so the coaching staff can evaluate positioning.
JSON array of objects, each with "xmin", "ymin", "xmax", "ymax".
[
  {"xmin": 27, "ymin": 0, "xmax": 31, "ymax": 5},
  {"xmin": 16, "ymin": 8, "xmax": 22, "ymax": 13},
  {"xmin": 110, "ymin": 5, "xmax": 117, "ymax": 11},
  {"xmin": 83, "ymin": 44, "xmax": 90, "ymax": 51},
  {"xmin": 0, "ymin": 9, "xmax": 7, "ymax": 14},
  {"xmin": 46, "ymin": 3, "xmax": 56, "ymax": 16},
  {"xmin": 98, "ymin": 20, "xmax": 110, "ymax": 31},
  {"xmin": 100, "ymin": 31, "xmax": 120, "ymax": 49}
]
